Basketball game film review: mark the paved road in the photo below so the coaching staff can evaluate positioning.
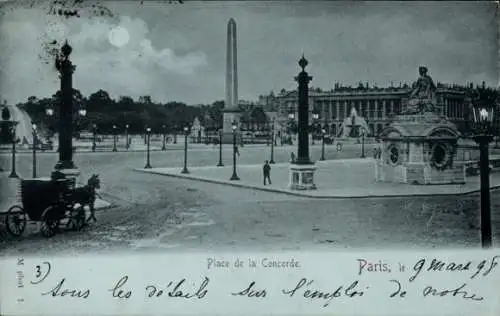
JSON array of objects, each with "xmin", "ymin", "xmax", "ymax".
[{"xmin": 0, "ymin": 144, "xmax": 498, "ymax": 255}]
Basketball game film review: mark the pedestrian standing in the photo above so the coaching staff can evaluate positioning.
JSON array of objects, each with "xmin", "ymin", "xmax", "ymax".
[
  {"xmin": 235, "ymin": 144, "xmax": 240, "ymax": 156},
  {"xmin": 263, "ymin": 160, "xmax": 272, "ymax": 185}
]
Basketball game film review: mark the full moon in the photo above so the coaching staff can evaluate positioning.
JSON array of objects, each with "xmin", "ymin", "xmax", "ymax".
[{"xmin": 108, "ymin": 26, "xmax": 130, "ymax": 47}]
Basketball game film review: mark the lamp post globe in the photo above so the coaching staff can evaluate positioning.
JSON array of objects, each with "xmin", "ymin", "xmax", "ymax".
[
  {"xmin": 144, "ymin": 127, "xmax": 152, "ymax": 169},
  {"xmin": 181, "ymin": 126, "xmax": 190, "ymax": 174}
]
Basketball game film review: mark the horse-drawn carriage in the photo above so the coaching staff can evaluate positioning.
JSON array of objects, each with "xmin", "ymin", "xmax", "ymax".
[{"xmin": 4, "ymin": 173, "xmax": 100, "ymax": 238}]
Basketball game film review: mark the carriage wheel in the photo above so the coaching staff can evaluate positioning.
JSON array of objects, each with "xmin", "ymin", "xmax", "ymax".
[
  {"xmin": 40, "ymin": 206, "xmax": 60, "ymax": 238},
  {"xmin": 68, "ymin": 206, "xmax": 85, "ymax": 231},
  {"xmin": 5, "ymin": 205, "xmax": 27, "ymax": 237}
]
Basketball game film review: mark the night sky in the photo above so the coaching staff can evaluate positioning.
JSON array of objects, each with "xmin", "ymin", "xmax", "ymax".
[{"xmin": 0, "ymin": 1, "xmax": 497, "ymax": 105}]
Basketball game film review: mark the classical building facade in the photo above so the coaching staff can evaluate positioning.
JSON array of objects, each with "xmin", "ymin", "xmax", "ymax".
[{"xmin": 258, "ymin": 83, "xmax": 472, "ymax": 137}]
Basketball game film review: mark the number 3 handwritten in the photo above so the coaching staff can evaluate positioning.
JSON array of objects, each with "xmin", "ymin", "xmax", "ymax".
[{"xmin": 31, "ymin": 262, "xmax": 51, "ymax": 285}]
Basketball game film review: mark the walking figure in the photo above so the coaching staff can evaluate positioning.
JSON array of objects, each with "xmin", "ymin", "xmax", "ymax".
[
  {"xmin": 290, "ymin": 152, "xmax": 296, "ymax": 163},
  {"xmin": 263, "ymin": 160, "xmax": 272, "ymax": 185},
  {"xmin": 235, "ymin": 144, "xmax": 240, "ymax": 156}
]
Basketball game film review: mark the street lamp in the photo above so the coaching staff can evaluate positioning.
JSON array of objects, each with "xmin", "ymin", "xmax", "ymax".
[
  {"xmin": 125, "ymin": 124, "xmax": 129, "ymax": 150},
  {"xmin": 288, "ymin": 113, "xmax": 295, "ymax": 145},
  {"xmin": 112, "ymin": 124, "xmax": 117, "ymax": 152},
  {"xmin": 360, "ymin": 129, "xmax": 366, "ymax": 158},
  {"xmin": 312, "ymin": 113, "xmax": 319, "ymax": 145},
  {"xmin": 92, "ymin": 124, "xmax": 97, "ymax": 152},
  {"xmin": 270, "ymin": 117, "xmax": 275, "ymax": 164},
  {"xmin": 230, "ymin": 121, "xmax": 240, "ymax": 180},
  {"xmin": 8, "ymin": 121, "xmax": 19, "ymax": 179},
  {"xmin": 162, "ymin": 124, "xmax": 167, "ymax": 151},
  {"xmin": 472, "ymin": 105, "xmax": 495, "ymax": 248},
  {"xmin": 144, "ymin": 127, "xmax": 152, "ymax": 169},
  {"xmin": 217, "ymin": 128, "xmax": 224, "ymax": 167},
  {"xmin": 320, "ymin": 128, "xmax": 326, "ymax": 161},
  {"xmin": 32, "ymin": 124, "xmax": 37, "ymax": 178},
  {"xmin": 181, "ymin": 126, "xmax": 189, "ymax": 174}
]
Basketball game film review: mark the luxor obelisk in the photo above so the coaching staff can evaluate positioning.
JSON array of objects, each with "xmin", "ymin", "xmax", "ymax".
[{"xmin": 222, "ymin": 18, "xmax": 241, "ymax": 143}]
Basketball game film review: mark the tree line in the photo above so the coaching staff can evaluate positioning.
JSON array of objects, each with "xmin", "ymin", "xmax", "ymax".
[
  {"xmin": 17, "ymin": 89, "xmax": 225, "ymax": 135},
  {"xmin": 17, "ymin": 89, "xmax": 271, "ymax": 136}
]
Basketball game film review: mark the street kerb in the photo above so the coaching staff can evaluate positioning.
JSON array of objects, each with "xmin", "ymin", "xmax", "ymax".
[{"xmin": 133, "ymin": 160, "xmax": 500, "ymax": 199}]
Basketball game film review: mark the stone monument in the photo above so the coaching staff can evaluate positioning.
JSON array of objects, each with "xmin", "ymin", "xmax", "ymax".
[
  {"xmin": 221, "ymin": 18, "xmax": 242, "ymax": 143},
  {"xmin": 376, "ymin": 66, "xmax": 466, "ymax": 184}
]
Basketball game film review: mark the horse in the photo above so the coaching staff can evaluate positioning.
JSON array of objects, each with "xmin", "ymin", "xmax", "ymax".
[{"xmin": 70, "ymin": 174, "xmax": 101, "ymax": 223}]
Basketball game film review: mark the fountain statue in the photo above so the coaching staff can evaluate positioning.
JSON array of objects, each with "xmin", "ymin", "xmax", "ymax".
[
  {"xmin": 338, "ymin": 107, "xmax": 370, "ymax": 138},
  {"xmin": 0, "ymin": 104, "xmax": 34, "ymax": 146},
  {"xmin": 405, "ymin": 66, "xmax": 437, "ymax": 115}
]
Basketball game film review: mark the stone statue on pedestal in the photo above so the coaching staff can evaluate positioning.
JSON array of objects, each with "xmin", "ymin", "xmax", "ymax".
[{"xmin": 405, "ymin": 66, "xmax": 437, "ymax": 114}]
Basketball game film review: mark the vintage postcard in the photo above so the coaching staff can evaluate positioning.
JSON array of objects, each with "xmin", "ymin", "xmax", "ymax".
[{"xmin": 0, "ymin": 0, "xmax": 499, "ymax": 315}]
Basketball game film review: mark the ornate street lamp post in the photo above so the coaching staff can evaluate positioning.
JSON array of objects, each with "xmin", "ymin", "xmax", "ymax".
[
  {"xmin": 125, "ymin": 124, "xmax": 129, "ymax": 150},
  {"xmin": 312, "ymin": 113, "xmax": 319, "ymax": 145},
  {"xmin": 270, "ymin": 117, "xmax": 275, "ymax": 164},
  {"xmin": 8, "ymin": 121, "xmax": 19, "ymax": 179},
  {"xmin": 181, "ymin": 126, "xmax": 189, "ymax": 174},
  {"xmin": 144, "ymin": 127, "xmax": 152, "ymax": 169},
  {"xmin": 112, "ymin": 125, "xmax": 117, "ymax": 152},
  {"xmin": 288, "ymin": 113, "xmax": 295, "ymax": 145},
  {"xmin": 161, "ymin": 124, "xmax": 167, "ymax": 151},
  {"xmin": 289, "ymin": 55, "xmax": 316, "ymax": 190},
  {"xmin": 360, "ymin": 129, "xmax": 366, "ymax": 158},
  {"xmin": 217, "ymin": 128, "xmax": 224, "ymax": 167},
  {"xmin": 92, "ymin": 124, "xmax": 97, "ymax": 152},
  {"xmin": 320, "ymin": 128, "xmax": 326, "ymax": 161},
  {"xmin": 53, "ymin": 40, "xmax": 80, "ymax": 173},
  {"xmin": 472, "ymin": 106, "xmax": 495, "ymax": 248},
  {"xmin": 174, "ymin": 125, "xmax": 178, "ymax": 144},
  {"xmin": 32, "ymin": 124, "xmax": 37, "ymax": 178},
  {"xmin": 230, "ymin": 121, "xmax": 240, "ymax": 180}
]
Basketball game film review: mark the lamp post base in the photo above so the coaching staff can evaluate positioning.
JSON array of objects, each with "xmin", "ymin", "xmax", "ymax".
[
  {"xmin": 181, "ymin": 167, "xmax": 190, "ymax": 174},
  {"xmin": 270, "ymin": 159, "xmax": 275, "ymax": 164},
  {"xmin": 217, "ymin": 162, "xmax": 224, "ymax": 167},
  {"xmin": 144, "ymin": 163, "xmax": 152, "ymax": 169},
  {"xmin": 8, "ymin": 172, "xmax": 19, "ymax": 179},
  {"xmin": 230, "ymin": 173, "xmax": 240, "ymax": 181}
]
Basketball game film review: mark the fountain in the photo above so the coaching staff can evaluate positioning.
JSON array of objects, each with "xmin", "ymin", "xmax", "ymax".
[
  {"xmin": 0, "ymin": 104, "xmax": 34, "ymax": 147},
  {"xmin": 338, "ymin": 107, "xmax": 370, "ymax": 139},
  {"xmin": 376, "ymin": 66, "xmax": 465, "ymax": 185}
]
